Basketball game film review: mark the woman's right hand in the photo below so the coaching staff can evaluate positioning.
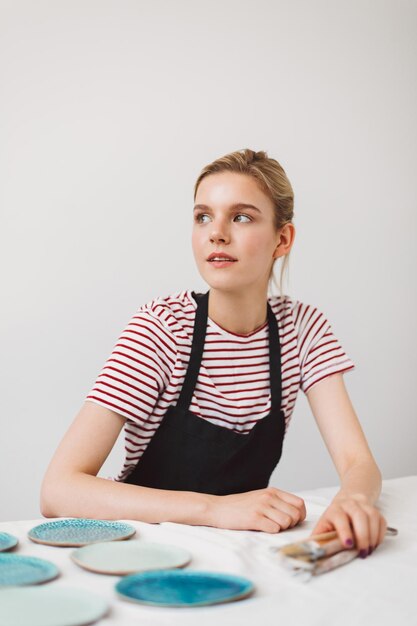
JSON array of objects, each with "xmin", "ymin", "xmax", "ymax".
[{"xmin": 207, "ymin": 487, "xmax": 307, "ymax": 533}]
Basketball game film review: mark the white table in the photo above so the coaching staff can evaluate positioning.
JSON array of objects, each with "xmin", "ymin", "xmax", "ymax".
[{"xmin": 1, "ymin": 476, "xmax": 416, "ymax": 626}]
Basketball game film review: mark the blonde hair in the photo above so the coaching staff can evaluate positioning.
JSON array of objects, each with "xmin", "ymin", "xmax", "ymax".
[{"xmin": 193, "ymin": 148, "xmax": 294, "ymax": 297}]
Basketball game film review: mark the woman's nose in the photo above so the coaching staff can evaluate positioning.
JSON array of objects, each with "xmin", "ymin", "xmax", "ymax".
[{"xmin": 210, "ymin": 222, "xmax": 230, "ymax": 244}]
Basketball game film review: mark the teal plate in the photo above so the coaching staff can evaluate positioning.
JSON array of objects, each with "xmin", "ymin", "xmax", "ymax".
[
  {"xmin": 0, "ymin": 532, "xmax": 18, "ymax": 552},
  {"xmin": 115, "ymin": 569, "xmax": 255, "ymax": 607},
  {"xmin": 0, "ymin": 554, "xmax": 59, "ymax": 586},
  {"xmin": 0, "ymin": 586, "xmax": 109, "ymax": 626},
  {"xmin": 28, "ymin": 518, "xmax": 136, "ymax": 547}
]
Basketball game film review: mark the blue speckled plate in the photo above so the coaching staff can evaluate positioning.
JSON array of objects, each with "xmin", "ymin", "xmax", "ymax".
[
  {"xmin": 0, "ymin": 586, "xmax": 109, "ymax": 626},
  {"xmin": 28, "ymin": 519, "xmax": 136, "ymax": 547},
  {"xmin": 115, "ymin": 570, "xmax": 255, "ymax": 607},
  {"xmin": 0, "ymin": 532, "xmax": 18, "ymax": 552},
  {"xmin": 0, "ymin": 554, "xmax": 59, "ymax": 586}
]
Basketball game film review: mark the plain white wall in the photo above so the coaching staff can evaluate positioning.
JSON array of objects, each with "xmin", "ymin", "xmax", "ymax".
[{"xmin": 1, "ymin": 0, "xmax": 416, "ymax": 522}]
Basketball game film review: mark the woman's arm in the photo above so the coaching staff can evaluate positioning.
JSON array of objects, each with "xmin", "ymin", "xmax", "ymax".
[
  {"xmin": 306, "ymin": 373, "xmax": 387, "ymax": 555},
  {"xmin": 40, "ymin": 401, "xmax": 211, "ymax": 524},
  {"xmin": 40, "ymin": 401, "xmax": 306, "ymax": 533}
]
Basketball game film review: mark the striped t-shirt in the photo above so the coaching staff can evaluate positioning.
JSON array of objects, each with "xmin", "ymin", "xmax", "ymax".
[{"xmin": 85, "ymin": 289, "xmax": 355, "ymax": 482}]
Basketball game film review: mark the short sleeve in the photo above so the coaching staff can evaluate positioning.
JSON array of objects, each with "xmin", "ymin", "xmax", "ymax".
[
  {"xmin": 85, "ymin": 309, "xmax": 177, "ymax": 425},
  {"xmin": 297, "ymin": 306, "xmax": 356, "ymax": 394}
]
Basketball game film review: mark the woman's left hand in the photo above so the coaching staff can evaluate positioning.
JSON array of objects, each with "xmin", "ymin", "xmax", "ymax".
[{"xmin": 309, "ymin": 493, "xmax": 388, "ymax": 558}]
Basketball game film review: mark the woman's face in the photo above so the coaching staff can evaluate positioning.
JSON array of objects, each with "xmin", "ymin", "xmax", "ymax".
[{"xmin": 192, "ymin": 172, "xmax": 282, "ymax": 293}]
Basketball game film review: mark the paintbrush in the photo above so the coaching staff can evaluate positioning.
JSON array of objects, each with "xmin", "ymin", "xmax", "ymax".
[
  {"xmin": 279, "ymin": 526, "xmax": 398, "ymax": 562},
  {"xmin": 272, "ymin": 526, "xmax": 398, "ymax": 578}
]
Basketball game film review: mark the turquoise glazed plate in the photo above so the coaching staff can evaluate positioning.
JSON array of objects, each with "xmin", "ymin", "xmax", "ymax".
[
  {"xmin": 28, "ymin": 518, "xmax": 136, "ymax": 547},
  {"xmin": 0, "ymin": 554, "xmax": 59, "ymax": 586},
  {"xmin": 0, "ymin": 532, "xmax": 18, "ymax": 552},
  {"xmin": 115, "ymin": 570, "xmax": 255, "ymax": 607},
  {"xmin": 0, "ymin": 586, "xmax": 109, "ymax": 626},
  {"xmin": 71, "ymin": 540, "xmax": 191, "ymax": 575}
]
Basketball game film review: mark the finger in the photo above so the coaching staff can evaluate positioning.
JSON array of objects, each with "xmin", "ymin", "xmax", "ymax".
[
  {"xmin": 309, "ymin": 518, "xmax": 335, "ymax": 538},
  {"xmin": 341, "ymin": 501, "xmax": 370, "ymax": 555},
  {"xmin": 263, "ymin": 505, "xmax": 295, "ymax": 530},
  {"xmin": 375, "ymin": 515, "xmax": 388, "ymax": 550},
  {"xmin": 261, "ymin": 490, "xmax": 303, "ymax": 527},
  {"xmin": 317, "ymin": 506, "xmax": 355, "ymax": 548},
  {"xmin": 256, "ymin": 513, "xmax": 281, "ymax": 534},
  {"xmin": 272, "ymin": 502, "xmax": 303, "ymax": 528},
  {"xmin": 273, "ymin": 489, "xmax": 307, "ymax": 520},
  {"xmin": 367, "ymin": 508, "xmax": 383, "ymax": 554}
]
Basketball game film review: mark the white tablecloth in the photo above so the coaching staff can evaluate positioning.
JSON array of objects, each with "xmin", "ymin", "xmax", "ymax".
[{"xmin": 1, "ymin": 475, "xmax": 416, "ymax": 626}]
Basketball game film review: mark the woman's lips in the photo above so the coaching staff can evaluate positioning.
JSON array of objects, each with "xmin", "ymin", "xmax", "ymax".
[{"xmin": 207, "ymin": 259, "xmax": 238, "ymax": 268}]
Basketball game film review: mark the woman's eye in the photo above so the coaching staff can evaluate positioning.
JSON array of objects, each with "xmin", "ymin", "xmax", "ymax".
[
  {"xmin": 194, "ymin": 213, "xmax": 252, "ymax": 224},
  {"xmin": 194, "ymin": 213, "xmax": 210, "ymax": 223}
]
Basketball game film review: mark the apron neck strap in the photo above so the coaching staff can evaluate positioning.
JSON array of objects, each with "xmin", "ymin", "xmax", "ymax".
[{"xmin": 176, "ymin": 290, "xmax": 282, "ymax": 411}]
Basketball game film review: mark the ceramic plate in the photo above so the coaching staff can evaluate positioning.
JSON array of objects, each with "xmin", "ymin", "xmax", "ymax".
[
  {"xmin": 0, "ymin": 586, "xmax": 109, "ymax": 626},
  {"xmin": 0, "ymin": 532, "xmax": 18, "ymax": 552},
  {"xmin": 115, "ymin": 569, "xmax": 255, "ymax": 607},
  {"xmin": 28, "ymin": 518, "xmax": 136, "ymax": 546},
  {"xmin": 0, "ymin": 554, "xmax": 59, "ymax": 586},
  {"xmin": 71, "ymin": 540, "xmax": 191, "ymax": 575}
]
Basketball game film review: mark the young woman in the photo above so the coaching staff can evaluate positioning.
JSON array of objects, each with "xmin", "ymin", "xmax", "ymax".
[{"xmin": 40, "ymin": 149, "xmax": 387, "ymax": 559}]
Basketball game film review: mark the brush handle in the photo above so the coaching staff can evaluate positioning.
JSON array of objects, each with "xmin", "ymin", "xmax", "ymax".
[
  {"xmin": 303, "ymin": 533, "xmax": 344, "ymax": 559},
  {"xmin": 309, "ymin": 526, "xmax": 398, "ymax": 543},
  {"xmin": 279, "ymin": 531, "xmax": 343, "ymax": 561},
  {"xmin": 313, "ymin": 549, "xmax": 360, "ymax": 575},
  {"xmin": 308, "ymin": 530, "xmax": 339, "ymax": 542}
]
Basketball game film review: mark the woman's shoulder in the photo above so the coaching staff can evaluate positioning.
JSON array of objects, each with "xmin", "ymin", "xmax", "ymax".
[
  {"xmin": 138, "ymin": 289, "xmax": 196, "ymax": 315},
  {"xmin": 134, "ymin": 289, "xmax": 197, "ymax": 338},
  {"xmin": 268, "ymin": 294, "xmax": 356, "ymax": 390},
  {"xmin": 267, "ymin": 293, "xmax": 302, "ymax": 319},
  {"xmin": 267, "ymin": 293, "xmax": 331, "ymax": 336}
]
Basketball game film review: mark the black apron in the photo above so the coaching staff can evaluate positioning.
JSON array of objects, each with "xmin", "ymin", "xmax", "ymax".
[{"xmin": 124, "ymin": 290, "xmax": 286, "ymax": 495}]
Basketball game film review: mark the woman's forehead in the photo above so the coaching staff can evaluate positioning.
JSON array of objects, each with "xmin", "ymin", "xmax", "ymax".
[{"xmin": 195, "ymin": 172, "xmax": 273, "ymax": 210}]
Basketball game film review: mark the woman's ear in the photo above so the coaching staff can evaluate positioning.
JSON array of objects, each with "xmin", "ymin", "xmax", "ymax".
[{"xmin": 273, "ymin": 223, "xmax": 296, "ymax": 259}]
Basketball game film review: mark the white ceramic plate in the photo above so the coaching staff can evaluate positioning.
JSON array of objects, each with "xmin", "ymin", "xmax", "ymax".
[
  {"xmin": 71, "ymin": 540, "xmax": 191, "ymax": 575},
  {"xmin": 0, "ymin": 586, "xmax": 109, "ymax": 626}
]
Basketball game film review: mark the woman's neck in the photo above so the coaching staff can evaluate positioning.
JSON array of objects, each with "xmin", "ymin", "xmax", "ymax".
[{"xmin": 206, "ymin": 287, "xmax": 268, "ymax": 336}]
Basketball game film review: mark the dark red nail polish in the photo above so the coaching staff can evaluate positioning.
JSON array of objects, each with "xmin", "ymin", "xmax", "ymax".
[
  {"xmin": 359, "ymin": 549, "xmax": 367, "ymax": 558},
  {"xmin": 345, "ymin": 538, "xmax": 353, "ymax": 547}
]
